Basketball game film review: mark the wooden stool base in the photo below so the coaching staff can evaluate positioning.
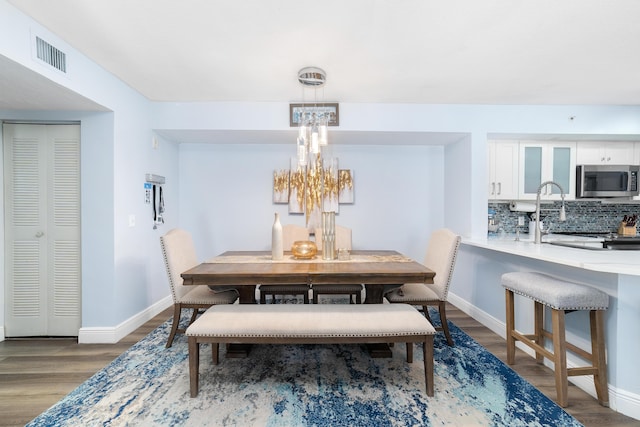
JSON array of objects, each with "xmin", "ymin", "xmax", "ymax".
[{"xmin": 505, "ymin": 289, "xmax": 609, "ymax": 407}]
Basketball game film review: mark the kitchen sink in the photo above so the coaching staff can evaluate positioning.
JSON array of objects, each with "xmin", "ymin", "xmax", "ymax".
[
  {"xmin": 548, "ymin": 238, "xmax": 640, "ymax": 250},
  {"xmin": 548, "ymin": 241, "xmax": 607, "ymax": 250},
  {"xmin": 524, "ymin": 232, "xmax": 640, "ymax": 250}
]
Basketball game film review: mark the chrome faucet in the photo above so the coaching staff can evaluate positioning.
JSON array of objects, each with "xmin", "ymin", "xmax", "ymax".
[{"xmin": 534, "ymin": 181, "xmax": 566, "ymax": 244}]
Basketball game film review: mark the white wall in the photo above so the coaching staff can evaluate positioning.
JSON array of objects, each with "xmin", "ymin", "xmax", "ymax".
[
  {"xmin": 443, "ymin": 135, "xmax": 473, "ymax": 236},
  {"xmin": 178, "ymin": 143, "xmax": 444, "ymax": 263}
]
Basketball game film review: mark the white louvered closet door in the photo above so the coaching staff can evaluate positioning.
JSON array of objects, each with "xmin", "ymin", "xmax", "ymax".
[{"xmin": 3, "ymin": 123, "xmax": 81, "ymax": 337}]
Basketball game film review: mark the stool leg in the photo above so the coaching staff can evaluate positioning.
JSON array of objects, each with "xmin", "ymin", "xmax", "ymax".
[
  {"xmin": 551, "ymin": 309, "xmax": 568, "ymax": 407},
  {"xmin": 591, "ymin": 310, "xmax": 610, "ymax": 407},
  {"xmin": 534, "ymin": 301, "xmax": 544, "ymax": 364},
  {"xmin": 505, "ymin": 289, "xmax": 516, "ymax": 365}
]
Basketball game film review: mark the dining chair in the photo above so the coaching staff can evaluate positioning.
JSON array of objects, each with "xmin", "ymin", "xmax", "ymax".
[
  {"xmin": 384, "ymin": 228, "xmax": 461, "ymax": 346},
  {"xmin": 259, "ymin": 224, "xmax": 311, "ymax": 304},
  {"xmin": 160, "ymin": 228, "xmax": 238, "ymax": 347},
  {"xmin": 311, "ymin": 225, "xmax": 363, "ymax": 304}
]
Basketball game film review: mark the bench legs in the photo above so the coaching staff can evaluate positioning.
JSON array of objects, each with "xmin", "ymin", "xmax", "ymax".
[
  {"xmin": 404, "ymin": 336, "xmax": 434, "ymax": 396},
  {"xmin": 189, "ymin": 338, "xmax": 221, "ymax": 398},
  {"xmin": 188, "ymin": 337, "xmax": 200, "ymax": 398},
  {"xmin": 189, "ymin": 337, "xmax": 435, "ymax": 398},
  {"xmin": 505, "ymin": 289, "xmax": 609, "ymax": 407},
  {"xmin": 424, "ymin": 336, "xmax": 434, "ymax": 396}
]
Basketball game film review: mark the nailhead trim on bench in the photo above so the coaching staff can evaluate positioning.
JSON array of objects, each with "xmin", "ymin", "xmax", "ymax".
[{"xmin": 186, "ymin": 304, "xmax": 435, "ymax": 398}]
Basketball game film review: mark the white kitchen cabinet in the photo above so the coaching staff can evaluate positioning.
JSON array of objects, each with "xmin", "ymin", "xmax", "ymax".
[
  {"xmin": 518, "ymin": 141, "xmax": 576, "ymax": 200},
  {"xmin": 487, "ymin": 141, "xmax": 519, "ymax": 200},
  {"xmin": 575, "ymin": 141, "xmax": 635, "ymax": 165}
]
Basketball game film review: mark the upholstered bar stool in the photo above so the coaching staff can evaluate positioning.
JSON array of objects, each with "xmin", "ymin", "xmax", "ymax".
[{"xmin": 501, "ymin": 272, "xmax": 609, "ymax": 408}]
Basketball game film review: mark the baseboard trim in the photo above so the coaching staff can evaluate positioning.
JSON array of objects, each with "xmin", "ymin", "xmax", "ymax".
[
  {"xmin": 78, "ymin": 296, "xmax": 172, "ymax": 344},
  {"xmin": 448, "ymin": 291, "xmax": 640, "ymax": 421},
  {"xmin": 614, "ymin": 386, "xmax": 640, "ymax": 421},
  {"xmin": 448, "ymin": 293, "xmax": 505, "ymax": 338}
]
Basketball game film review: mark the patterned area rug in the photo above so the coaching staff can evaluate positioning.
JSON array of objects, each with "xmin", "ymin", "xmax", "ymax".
[{"xmin": 27, "ymin": 305, "xmax": 582, "ymax": 426}]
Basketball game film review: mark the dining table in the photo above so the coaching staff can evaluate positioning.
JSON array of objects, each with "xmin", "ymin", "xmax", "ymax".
[{"xmin": 181, "ymin": 249, "xmax": 435, "ymax": 357}]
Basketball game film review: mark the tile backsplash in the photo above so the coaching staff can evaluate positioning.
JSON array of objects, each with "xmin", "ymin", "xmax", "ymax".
[{"xmin": 488, "ymin": 200, "xmax": 640, "ymax": 234}]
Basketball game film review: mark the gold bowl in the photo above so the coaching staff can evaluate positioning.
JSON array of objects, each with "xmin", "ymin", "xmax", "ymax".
[{"xmin": 291, "ymin": 240, "xmax": 317, "ymax": 259}]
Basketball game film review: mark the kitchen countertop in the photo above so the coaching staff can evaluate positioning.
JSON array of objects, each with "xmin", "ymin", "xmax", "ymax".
[{"xmin": 463, "ymin": 233, "xmax": 640, "ymax": 276}]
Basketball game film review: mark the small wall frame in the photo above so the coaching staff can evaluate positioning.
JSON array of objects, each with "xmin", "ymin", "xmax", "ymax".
[{"xmin": 289, "ymin": 103, "xmax": 339, "ymax": 127}]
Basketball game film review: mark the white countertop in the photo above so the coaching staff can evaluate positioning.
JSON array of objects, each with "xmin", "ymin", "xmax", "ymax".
[{"xmin": 463, "ymin": 234, "xmax": 640, "ymax": 276}]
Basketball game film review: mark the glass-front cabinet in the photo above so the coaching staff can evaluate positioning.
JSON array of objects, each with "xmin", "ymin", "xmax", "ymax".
[{"xmin": 518, "ymin": 141, "xmax": 576, "ymax": 200}]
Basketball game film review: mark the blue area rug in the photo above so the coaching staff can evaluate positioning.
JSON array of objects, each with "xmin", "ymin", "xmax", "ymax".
[{"xmin": 27, "ymin": 306, "xmax": 582, "ymax": 426}]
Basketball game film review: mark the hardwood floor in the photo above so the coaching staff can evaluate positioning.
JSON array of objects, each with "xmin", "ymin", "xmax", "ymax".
[{"xmin": 0, "ymin": 304, "xmax": 637, "ymax": 426}]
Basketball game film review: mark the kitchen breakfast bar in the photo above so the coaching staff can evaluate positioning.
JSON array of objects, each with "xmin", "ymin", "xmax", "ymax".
[{"xmin": 450, "ymin": 235, "xmax": 640, "ymax": 420}]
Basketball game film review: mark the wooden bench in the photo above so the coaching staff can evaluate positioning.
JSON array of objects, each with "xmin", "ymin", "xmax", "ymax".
[{"xmin": 186, "ymin": 304, "xmax": 436, "ymax": 397}]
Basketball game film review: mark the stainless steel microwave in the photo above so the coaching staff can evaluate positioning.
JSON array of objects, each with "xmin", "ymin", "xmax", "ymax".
[{"xmin": 576, "ymin": 164, "xmax": 640, "ymax": 198}]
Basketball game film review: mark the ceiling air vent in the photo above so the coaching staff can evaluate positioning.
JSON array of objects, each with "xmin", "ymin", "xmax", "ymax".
[{"xmin": 35, "ymin": 36, "xmax": 66, "ymax": 73}]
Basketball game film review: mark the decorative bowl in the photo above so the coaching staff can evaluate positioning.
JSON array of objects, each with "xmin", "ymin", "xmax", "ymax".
[{"xmin": 291, "ymin": 240, "xmax": 317, "ymax": 259}]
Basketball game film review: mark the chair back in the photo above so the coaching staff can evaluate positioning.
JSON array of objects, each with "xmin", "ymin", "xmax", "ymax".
[
  {"xmin": 423, "ymin": 228, "xmax": 461, "ymax": 300},
  {"xmin": 160, "ymin": 228, "xmax": 199, "ymax": 302},
  {"xmin": 315, "ymin": 225, "xmax": 352, "ymax": 250},
  {"xmin": 282, "ymin": 224, "xmax": 310, "ymax": 250}
]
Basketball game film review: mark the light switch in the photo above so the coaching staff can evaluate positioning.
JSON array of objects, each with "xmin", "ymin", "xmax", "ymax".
[{"xmin": 129, "ymin": 214, "xmax": 136, "ymax": 227}]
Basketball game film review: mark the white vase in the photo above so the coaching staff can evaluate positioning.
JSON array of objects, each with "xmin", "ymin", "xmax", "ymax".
[{"xmin": 272, "ymin": 213, "xmax": 283, "ymax": 260}]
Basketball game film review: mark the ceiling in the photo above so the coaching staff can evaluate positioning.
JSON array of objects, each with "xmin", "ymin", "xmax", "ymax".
[{"xmin": 3, "ymin": 0, "xmax": 640, "ymax": 143}]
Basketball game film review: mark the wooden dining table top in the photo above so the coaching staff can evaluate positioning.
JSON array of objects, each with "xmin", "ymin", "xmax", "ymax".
[{"xmin": 181, "ymin": 250, "xmax": 435, "ymax": 287}]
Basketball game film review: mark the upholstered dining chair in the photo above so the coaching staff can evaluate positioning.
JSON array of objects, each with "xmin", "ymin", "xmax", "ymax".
[
  {"xmin": 384, "ymin": 228, "xmax": 461, "ymax": 346},
  {"xmin": 259, "ymin": 224, "xmax": 311, "ymax": 304},
  {"xmin": 160, "ymin": 228, "xmax": 238, "ymax": 347},
  {"xmin": 311, "ymin": 225, "xmax": 363, "ymax": 304}
]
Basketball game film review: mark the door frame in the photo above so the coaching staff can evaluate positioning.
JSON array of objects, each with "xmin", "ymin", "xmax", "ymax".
[{"xmin": 2, "ymin": 120, "xmax": 82, "ymax": 338}]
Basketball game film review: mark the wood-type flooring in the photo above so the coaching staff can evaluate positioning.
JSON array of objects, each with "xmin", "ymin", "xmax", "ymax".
[{"xmin": 0, "ymin": 304, "xmax": 637, "ymax": 426}]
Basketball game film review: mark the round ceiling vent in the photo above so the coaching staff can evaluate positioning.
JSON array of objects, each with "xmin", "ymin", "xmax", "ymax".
[{"xmin": 298, "ymin": 67, "xmax": 326, "ymax": 87}]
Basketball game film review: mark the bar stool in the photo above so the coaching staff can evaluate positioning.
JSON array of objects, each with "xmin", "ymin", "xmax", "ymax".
[{"xmin": 501, "ymin": 271, "xmax": 609, "ymax": 408}]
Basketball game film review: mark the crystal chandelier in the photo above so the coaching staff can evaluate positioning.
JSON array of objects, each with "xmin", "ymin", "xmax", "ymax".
[
  {"xmin": 289, "ymin": 67, "xmax": 339, "ymax": 228},
  {"xmin": 296, "ymin": 67, "xmax": 329, "ymax": 166}
]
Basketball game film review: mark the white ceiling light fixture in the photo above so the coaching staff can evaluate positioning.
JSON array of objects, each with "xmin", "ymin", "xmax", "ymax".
[
  {"xmin": 296, "ymin": 67, "xmax": 329, "ymax": 167},
  {"xmin": 298, "ymin": 67, "xmax": 326, "ymax": 87}
]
